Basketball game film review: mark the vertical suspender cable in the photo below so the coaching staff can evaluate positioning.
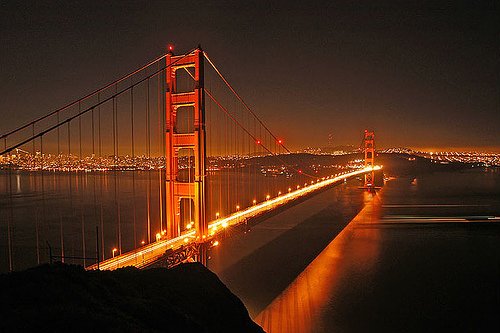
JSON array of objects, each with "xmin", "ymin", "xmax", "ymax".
[
  {"xmin": 98, "ymin": 93, "xmax": 104, "ymax": 260},
  {"xmin": 33, "ymin": 124, "xmax": 40, "ymax": 264},
  {"xmin": 146, "ymin": 79, "xmax": 151, "ymax": 243},
  {"xmin": 78, "ymin": 102, "xmax": 86, "ymax": 266},
  {"xmin": 131, "ymin": 85, "xmax": 137, "ymax": 247},
  {"xmin": 7, "ymin": 159, "xmax": 14, "ymax": 271}
]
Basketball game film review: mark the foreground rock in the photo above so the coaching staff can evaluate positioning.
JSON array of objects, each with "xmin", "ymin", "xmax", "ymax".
[{"xmin": 0, "ymin": 262, "xmax": 264, "ymax": 332}]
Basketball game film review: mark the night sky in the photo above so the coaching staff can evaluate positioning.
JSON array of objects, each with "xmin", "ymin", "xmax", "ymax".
[{"xmin": 1, "ymin": 1, "xmax": 499, "ymax": 151}]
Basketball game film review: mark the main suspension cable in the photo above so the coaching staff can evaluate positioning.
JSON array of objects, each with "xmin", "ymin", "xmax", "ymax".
[{"xmin": 203, "ymin": 52, "xmax": 291, "ymax": 154}]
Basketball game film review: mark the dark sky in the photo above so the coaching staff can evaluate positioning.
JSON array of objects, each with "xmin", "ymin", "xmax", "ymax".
[{"xmin": 1, "ymin": 0, "xmax": 499, "ymax": 151}]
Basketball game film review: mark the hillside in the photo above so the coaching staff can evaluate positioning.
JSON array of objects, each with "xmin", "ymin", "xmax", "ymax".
[{"xmin": 0, "ymin": 263, "xmax": 264, "ymax": 333}]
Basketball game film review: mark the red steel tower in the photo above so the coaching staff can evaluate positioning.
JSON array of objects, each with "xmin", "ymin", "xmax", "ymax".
[
  {"xmin": 165, "ymin": 47, "xmax": 207, "ymax": 244},
  {"xmin": 364, "ymin": 130, "xmax": 375, "ymax": 187}
]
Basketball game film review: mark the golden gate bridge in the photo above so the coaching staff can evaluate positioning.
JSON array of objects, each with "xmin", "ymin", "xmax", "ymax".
[{"xmin": 0, "ymin": 46, "xmax": 380, "ymax": 272}]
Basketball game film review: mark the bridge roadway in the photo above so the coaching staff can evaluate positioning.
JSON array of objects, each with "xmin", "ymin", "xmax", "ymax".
[{"xmin": 87, "ymin": 166, "xmax": 380, "ymax": 271}]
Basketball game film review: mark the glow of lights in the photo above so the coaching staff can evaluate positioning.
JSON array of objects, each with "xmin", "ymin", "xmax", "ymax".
[
  {"xmin": 288, "ymin": 188, "xmax": 292, "ymax": 192},
  {"xmin": 112, "ymin": 248, "xmax": 117, "ymax": 258},
  {"xmin": 156, "ymin": 233, "xmax": 161, "ymax": 241},
  {"xmin": 184, "ymin": 238, "xmax": 189, "ymax": 243},
  {"xmin": 186, "ymin": 224, "xmax": 192, "ymax": 229},
  {"xmin": 253, "ymin": 199, "xmax": 257, "ymax": 205},
  {"xmin": 222, "ymin": 221, "xmax": 228, "ymax": 228},
  {"xmin": 236, "ymin": 205, "xmax": 240, "ymax": 210},
  {"xmin": 256, "ymin": 140, "xmax": 261, "ymax": 144},
  {"xmin": 213, "ymin": 240, "xmax": 219, "ymax": 247},
  {"xmin": 266, "ymin": 194, "xmax": 270, "ymax": 200},
  {"xmin": 278, "ymin": 139, "xmax": 283, "ymax": 144},
  {"xmin": 89, "ymin": 165, "xmax": 382, "ymax": 271},
  {"xmin": 216, "ymin": 212, "xmax": 220, "ymax": 218},
  {"xmin": 141, "ymin": 241, "xmax": 145, "ymax": 246}
]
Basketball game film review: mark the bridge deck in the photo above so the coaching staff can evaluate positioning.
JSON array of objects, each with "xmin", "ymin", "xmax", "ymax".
[{"xmin": 87, "ymin": 166, "xmax": 380, "ymax": 271}]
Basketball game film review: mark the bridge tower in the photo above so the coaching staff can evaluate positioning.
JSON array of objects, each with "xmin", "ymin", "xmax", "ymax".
[
  {"xmin": 364, "ymin": 130, "xmax": 375, "ymax": 188},
  {"xmin": 165, "ymin": 47, "xmax": 207, "ymax": 257}
]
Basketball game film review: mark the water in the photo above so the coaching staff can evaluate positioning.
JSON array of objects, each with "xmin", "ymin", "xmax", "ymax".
[
  {"xmin": 208, "ymin": 169, "xmax": 500, "ymax": 332},
  {"xmin": 0, "ymin": 169, "xmax": 311, "ymax": 272},
  {"xmin": 1, "ymin": 168, "xmax": 498, "ymax": 331}
]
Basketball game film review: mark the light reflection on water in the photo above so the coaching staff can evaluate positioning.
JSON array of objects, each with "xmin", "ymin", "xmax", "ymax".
[
  {"xmin": 254, "ymin": 192, "xmax": 382, "ymax": 333},
  {"xmin": 249, "ymin": 169, "xmax": 500, "ymax": 332}
]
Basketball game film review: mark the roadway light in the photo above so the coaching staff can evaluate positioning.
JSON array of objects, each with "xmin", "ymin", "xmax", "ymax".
[
  {"xmin": 112, "ymin": 248, "xmax": 117, "ymax": 258},
  {"xmin": 236, "ymin": 205, "xmax": 240, "ymax": 210},
  {"xmin": 216, "ymin": 212, "xmax": 220, "ymax": 219},
  {"xmin": 253, "ymin": 199, "xmax": 257, "ymax": 205},
  {"xmin": 141, "ymin": 241, "xmax": 145, "ymax": 246},
  {"xmin": 266, "ymin": 194, "xmax": 270, "ymax": 200}
]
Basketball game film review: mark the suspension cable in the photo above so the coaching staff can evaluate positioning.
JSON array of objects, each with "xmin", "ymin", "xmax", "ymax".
[
  {"xmin": 205, "ymin": 89, "xmax": 316, "ymax": 178},
  {"xmin": 0, "ymin": 53, "xmax": 170, "ymax": 140},
  {"xmin": 0, "ymin": 50, "xmax": 196, "ymax": 156},
  {"xmin": 203, "ymin": 52, "xmax": 292, "ymax": 154}
]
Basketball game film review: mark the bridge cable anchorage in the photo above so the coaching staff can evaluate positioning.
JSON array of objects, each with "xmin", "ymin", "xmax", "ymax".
[
  {"xmin": 203, "ymin": 52, "xmax": 291, "ymax": 154},
  {"xmin": 0, "ymin": 50, "xmax": 196, "ymax": 156}
]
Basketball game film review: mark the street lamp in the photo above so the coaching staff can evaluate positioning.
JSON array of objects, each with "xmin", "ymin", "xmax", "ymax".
[{"xmin": 112, "ymin": 248, "xmax": 117, "ymax": 258}]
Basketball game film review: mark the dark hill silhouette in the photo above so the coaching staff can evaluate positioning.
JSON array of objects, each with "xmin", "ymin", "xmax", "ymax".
[{"xmin": 0, "ymin": 262, "xmax": 264, "ymax": 333}]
